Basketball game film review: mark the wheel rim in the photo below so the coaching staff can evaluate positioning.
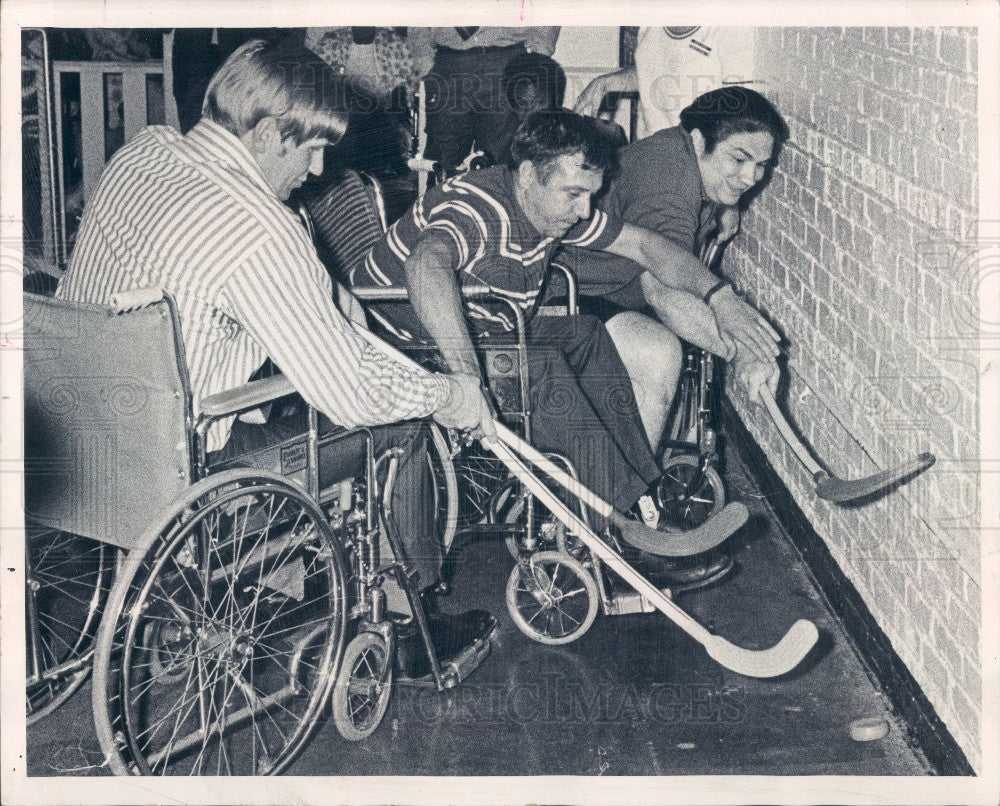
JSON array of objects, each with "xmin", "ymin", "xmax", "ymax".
[
  {"xmin": 506, "ymin": 551, "xmax": 598, "ymax": 645},
  {"xmin": 95, "ymin": 473, "xmax": 345, "ymax": 775},
  {"xmin": 656, "ymin": 456, "xmax": 725, "ymax": 531},
  {"xmin": 26, "ymin": 530, "xmax": 110, "ymax": 722},
  {"xmin": 333, "ymin": 632, "xmax": 392, "ymax": 741}
]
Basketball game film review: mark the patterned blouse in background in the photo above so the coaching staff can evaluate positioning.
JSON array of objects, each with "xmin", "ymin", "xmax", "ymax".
[{"xmin": 304, "ymin": 27, "xmax": 419, "ymax": 98}]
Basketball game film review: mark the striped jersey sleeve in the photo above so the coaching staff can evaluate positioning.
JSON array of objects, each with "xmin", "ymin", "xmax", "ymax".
[{"xmin": 560, "ymin": 208, "xmax": 625, "ymax": 250}]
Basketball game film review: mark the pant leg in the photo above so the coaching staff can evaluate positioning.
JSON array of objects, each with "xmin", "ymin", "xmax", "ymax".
[
  {"xmin": 370, "ymin": 422, "xmax": 443, "ymax": 592},
  {"xmin": 524, "ymin": 314, "xmax": 660, "ymax": 527},
  {"xmin": 467, "ymin": 45, "xmax": 526, "ymax": 166},
  {"xmin": 423, "ymin": 54, "xmax": 477, "ymax": 170}
]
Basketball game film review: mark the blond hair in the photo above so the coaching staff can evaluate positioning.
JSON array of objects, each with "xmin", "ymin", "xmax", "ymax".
[{"xmin": 203, "ymin": 38, "xmax": 349, "ymax": 145}]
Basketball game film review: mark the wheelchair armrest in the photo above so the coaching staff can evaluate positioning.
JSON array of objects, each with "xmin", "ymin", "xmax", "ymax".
[
  {"xmin": 200, "ymin": 374, "xmax": 296, "ymax": 418},
  {"xmin": 545, "ymin": 262, "xmax": 579, "ymax": 316}
]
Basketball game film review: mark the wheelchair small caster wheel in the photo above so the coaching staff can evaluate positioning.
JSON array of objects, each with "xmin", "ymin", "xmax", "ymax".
[
  {"xmin": 332, "ymin": 632, "xmax": 393, "ymax": 741},
  {"xmin": 506, "ymin": 551, "xmax": 598, "ymax": 645},
  {"xmin": 656, "ymin": 455, "xmax": 726, "ymax": 531}
]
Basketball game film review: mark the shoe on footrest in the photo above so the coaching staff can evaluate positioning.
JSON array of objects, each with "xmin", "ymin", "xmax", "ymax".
[
  {"xmin": 394, "ymin": 609, "xmax": 498, "ymax": 680},
  {"xmin": 631, "ymin": 549, "xmax": 734, "ymax": 594}
]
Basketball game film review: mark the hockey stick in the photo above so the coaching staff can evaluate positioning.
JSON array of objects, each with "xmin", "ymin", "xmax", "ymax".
[
  {"xmin": 346, "ymin": 320, "xmax": 817, "ymax": 676},
  {"xmin": 487, "ymin": 437, "xmax": 818, "ymax": 678},
  {"xmin": 760, "ymin": 388, "xmax": 935, "ymax": 503},
  {"xmin": 697, "ymin": 234, "xmax": 934, "ymax": 503}
]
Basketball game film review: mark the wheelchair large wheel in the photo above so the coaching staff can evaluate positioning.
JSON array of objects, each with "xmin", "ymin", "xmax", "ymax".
[
  {"xmin": 655, "ymin": 455, "xmax": 725, "ymax": 531},
  {"xmin": 331, "ymin": 632, "xmax": 393, "ymax": 741},
  {"xmin": 427, "ymin": 424, "xmax": 459, "ymax": 553},
  {"xmin": 92, "ymin": 469, "xmax": 346, "ymax": 776},
  {"xmin": 506, "ymin": 551, "xmax": 598, "ymax": 645},
  {"xmin": 25, "ymin": 529, "xmax": 113, "ymax": 724}
]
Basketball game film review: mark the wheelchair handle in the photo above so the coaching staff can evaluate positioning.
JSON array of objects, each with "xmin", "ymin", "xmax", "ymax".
[{"xmin": 110, "ymin": 286, "xmax": 165, "ymax": 314}]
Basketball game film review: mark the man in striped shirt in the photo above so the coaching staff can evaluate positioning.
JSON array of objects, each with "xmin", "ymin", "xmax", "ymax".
[
  {"xmin": 351, "ymin": 110, "xmax": 779, "ymax": 577},
  {"xmin": 56, "ymin": 39, "xmax": 497, "ymax": 677}
]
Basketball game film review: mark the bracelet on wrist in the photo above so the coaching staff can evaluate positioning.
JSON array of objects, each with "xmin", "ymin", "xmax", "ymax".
[{"xmin": 703, "ymin": 280, "xmax": 731, "ymax": 305}]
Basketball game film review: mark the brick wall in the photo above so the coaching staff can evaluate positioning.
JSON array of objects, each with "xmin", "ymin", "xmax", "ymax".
[{"xmin": 725, "ymin": 28, "xmax": 980, "ymax": 768}]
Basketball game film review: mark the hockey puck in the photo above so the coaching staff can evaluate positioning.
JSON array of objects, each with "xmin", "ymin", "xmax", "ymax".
[{"xmin": 849, "ymin": 716, "xmax": 890, "ymax": 741}]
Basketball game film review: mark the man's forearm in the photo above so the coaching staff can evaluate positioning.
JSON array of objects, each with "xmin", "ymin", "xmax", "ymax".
[
  {"xmin": 607, "ymin": 225, "xmax": 781, "ymax": 362},
  {"xmin": 639, "ymin": 276, "xmax": 731, "ymax": 358},
  {"xmin": 403, "ymin": 240, "xmax": 480, "ymax": 376},
  {"xmin": 606, "ymin": 224, "xmax": 718, "ymax": 299}
]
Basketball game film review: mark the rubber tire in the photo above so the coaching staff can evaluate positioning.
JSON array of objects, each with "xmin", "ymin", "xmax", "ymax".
[
  {"xmin": 506, "ymin": 551, "xmax": 598, "ymax": 645},
  {"xmin": 655, "ymin": 455, "xmax": 726, "ymax": 532},
  {"xmin": 91, "ymin": 469, "xmax": 346, "ymax": 776},
  {"xmin": 427, "ymin": 424, "xmax": 459, "ymax": 554},
  {"xmin": 331, "ymin": 632, "xmax": 393, "ymax": 742}
]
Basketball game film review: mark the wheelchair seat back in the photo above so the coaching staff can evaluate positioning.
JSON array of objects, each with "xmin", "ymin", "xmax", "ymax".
[
  {"xmin": 303, "ymin": 169, "xmax": 385, "ymax": 284},
  {"xmin": 23, "ymin": 291, "xmax": 193, "ymax": 549}
]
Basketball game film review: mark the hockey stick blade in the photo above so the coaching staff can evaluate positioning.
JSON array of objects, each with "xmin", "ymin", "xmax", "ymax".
[
  {"xmin": 704, "ymin": 618, "xmax": 819, "ymax": 678},
  {"xmin": 611, "ymin": 502, "xmax": 748, "ymax": 557},
  {"xmin": 814, "ymin": 452, "xmax": 935, "ymax": 502},
  {"xmin": 761, "ymin": 389, "xmax": 935, "ymax": 504}
]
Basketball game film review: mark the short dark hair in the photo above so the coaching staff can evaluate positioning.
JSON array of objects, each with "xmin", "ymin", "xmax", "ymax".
[
  {"xmin": 679, "ymin": 86, "xmax": 789, "ymax": 153},
  {"xmin": 204, "ymin": 38, "xmax": 349, "ymax": 145},
  {"xmin": 508, "ymin": 109, "xmax": 615, "ymax": 177},
  {"xmin": 503, "ymin": 52, "xmax": 567, "ymax": 111}
]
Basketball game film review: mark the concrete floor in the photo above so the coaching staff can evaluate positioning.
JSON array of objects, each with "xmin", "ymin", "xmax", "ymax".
[{"xmin": 26, "ymin": 433, "xmax": 930, "ymax": 778}]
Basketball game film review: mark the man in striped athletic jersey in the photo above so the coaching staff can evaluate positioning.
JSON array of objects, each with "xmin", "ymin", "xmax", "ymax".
[
  {"xmin": 57, "ymin": 38, "xmax": 497, "ymax": 677},
  {"xmin": 351, "ymin": 110, "xmax": 779, "ymax": 582}
]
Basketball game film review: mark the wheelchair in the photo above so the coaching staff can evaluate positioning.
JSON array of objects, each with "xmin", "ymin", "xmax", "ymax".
[{"xmin": 23, "ymin": 287, "xmax": 488, "ymax": 774}]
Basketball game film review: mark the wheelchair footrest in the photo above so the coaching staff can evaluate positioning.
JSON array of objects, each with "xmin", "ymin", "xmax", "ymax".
[
  {"xmin": 604, "ymin": 587, "xmax": 673, "ymax": 617},
  {"xmin": 396, "ymin": 623, "xmax": 499, "ymax": 690}
]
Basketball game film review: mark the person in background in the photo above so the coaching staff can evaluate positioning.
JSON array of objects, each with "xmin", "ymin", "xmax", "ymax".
[
  {"xmin": 499, "ymin": 51, "xmax": 627, "ymax": 162},
  {"xmin": 305, "ymin": 26, "xmax": 419, "ymax": 99},
  {"xmin": 303, "ymin": 27, "xmax": 417, "ymax": 175},
  {"xmin": 574, "ymin": 26, "xmax": 759, "ymax": 244},
  {"xmin": 574, "ymin": 26, "xmax": 759, "ymax": 137},
  {"xmin": 408, "ymin": 26, "xmax": 561, "ymax": 171}
]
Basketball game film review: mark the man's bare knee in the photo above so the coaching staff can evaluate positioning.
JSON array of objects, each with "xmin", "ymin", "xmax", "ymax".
[{"xmin": 606, "ymin": 311, "xmax": 682, "ymax": 392}]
